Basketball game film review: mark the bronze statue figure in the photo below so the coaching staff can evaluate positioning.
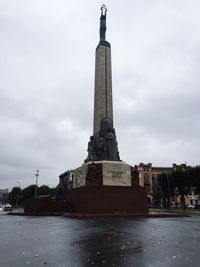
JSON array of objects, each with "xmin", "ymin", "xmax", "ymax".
[{"xmin": 100, "ymin": 5, "xmax": 107, "ymax": 41}]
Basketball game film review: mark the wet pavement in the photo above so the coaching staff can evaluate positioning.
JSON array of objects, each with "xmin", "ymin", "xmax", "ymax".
[{"xmin": 0, "ymin": 212, "xmax": 200, "ymax": 267}]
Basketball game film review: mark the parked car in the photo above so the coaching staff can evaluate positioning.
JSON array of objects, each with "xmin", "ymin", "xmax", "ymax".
[
  {"xmin": 148, "ymin": 204, "xmax": 156, "ymax": 209},
  {"xmin": 4, "ymin": 203, "xmax": 12, "ymax": 211},
  {"xmin": 187, "ymin": 204, "xmax": 195, "ymax": 209}
]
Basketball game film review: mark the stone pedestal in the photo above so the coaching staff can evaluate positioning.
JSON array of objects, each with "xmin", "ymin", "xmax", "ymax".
[
  {"xmin": 68, "ymin": 161, "xmax": 148, "ymax": 215},
  {"xmin": 67, "ymin": 184, "xmax": 148, "ymax": 214},
  {"xmin": 73, "ymin": 161, "xmax": 132, "ymax": 188}
]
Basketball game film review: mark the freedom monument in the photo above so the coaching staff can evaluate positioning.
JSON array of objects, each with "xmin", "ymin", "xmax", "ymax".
[
  {"xmin": 64, "ymin": 5, "xmax": 148, "ymax": 216},
  {"xmin": 24, "ymin": 6, "xmax": 148, "ymax": 216}
]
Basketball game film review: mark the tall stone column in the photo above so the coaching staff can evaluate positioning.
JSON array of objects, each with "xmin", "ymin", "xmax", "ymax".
[
  {"xmin": 93, "ymin": 43, "xmax": 113, "ymax": 134},
  {"xmin": 85, "ymin": 5, "xmax": 120, "ymax": 163}
]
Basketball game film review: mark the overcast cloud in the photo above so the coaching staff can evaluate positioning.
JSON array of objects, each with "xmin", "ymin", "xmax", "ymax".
[{"xmin": 1, "ymin": 0, "xmax": 200, "ymax": 189}]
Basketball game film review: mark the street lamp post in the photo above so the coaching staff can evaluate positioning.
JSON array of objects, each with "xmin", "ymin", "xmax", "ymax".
[
  {"xmin": 16, "ymin": 182, "xmax": 20, "ymax": 208},
  {"xmin": 34, "ymin": 170, "xmax": 39, "ymax": 199},
  {"xmin": 166, "ymin": 172, "xmax": 171, "ymax": 209}
]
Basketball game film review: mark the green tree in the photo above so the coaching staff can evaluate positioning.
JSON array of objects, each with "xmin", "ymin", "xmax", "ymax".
[
  {"xmin": 157, "ymin": 173, "xmax": 174, "ymax": 208},
  {"xmin": 21, "ymin": 185, "xmax": 38, "ymax": 203},
  {"xmin": 158, "ymin": 167, "xmax": 200, "ymax": 209},
  {"xmin": 171, "ymin": 170, "xmax": 190, "ymax": 209},
  {"xmin": 8, "ymin": 187, "xmax": 21, "ymax": 207},
  {"xmin": 38, "ymin": 185, "xmax": 50, "ymax": 196},
  {"xmin": 189, "ymin": 166, "xmax": 200, "ymax": 193}
]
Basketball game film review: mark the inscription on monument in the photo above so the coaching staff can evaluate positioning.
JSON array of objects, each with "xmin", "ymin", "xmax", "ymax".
[
  {"xmin": 103, "ymin": 162, "xmax": 131, "ymax": 186},
  {"xmin": 111, "ymin": 171, "xmax": 124, "ymax": 179}
]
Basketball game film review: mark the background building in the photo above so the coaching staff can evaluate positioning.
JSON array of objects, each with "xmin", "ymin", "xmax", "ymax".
[{"xmin": 138, "ymin": 163, "xmax": 187, "ymax": 206}]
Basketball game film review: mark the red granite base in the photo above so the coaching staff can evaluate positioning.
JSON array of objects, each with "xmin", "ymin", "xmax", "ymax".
[
  {"xmin": 24, "ymin": 184, "xmax": 148, "ymax": 215},
  {"xmin": 24, "ymin": 196, "xmax": 69, "ymax": 214},
  {"xmin": 66, "ymin": 184, "xmax": 149, "ymax": 214}
]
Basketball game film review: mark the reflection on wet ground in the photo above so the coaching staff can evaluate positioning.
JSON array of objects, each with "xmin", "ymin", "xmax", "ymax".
[{"xmin": 0, "ymin": 213, "xmax": 200, "ymax": 267}]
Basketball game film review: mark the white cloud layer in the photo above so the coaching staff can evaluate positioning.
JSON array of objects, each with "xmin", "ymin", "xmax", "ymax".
[{"xmin": 1, "ymin": 0, "xmax": 200, "ymax": 189}]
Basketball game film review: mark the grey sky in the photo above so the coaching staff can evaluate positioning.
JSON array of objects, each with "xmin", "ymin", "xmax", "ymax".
[{"xmin": 1, "ymin": 0, "xmax": 200, "ymax": 189}]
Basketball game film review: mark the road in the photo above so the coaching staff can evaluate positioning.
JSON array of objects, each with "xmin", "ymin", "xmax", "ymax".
[{"xmin": 0, "ymin": 212, "xmax": 200, "ymax": 267}]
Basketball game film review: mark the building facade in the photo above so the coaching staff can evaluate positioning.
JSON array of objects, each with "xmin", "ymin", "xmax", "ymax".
[{"xmin": 138, "ymin": 163, "xmax": 187, "ymax": 206}]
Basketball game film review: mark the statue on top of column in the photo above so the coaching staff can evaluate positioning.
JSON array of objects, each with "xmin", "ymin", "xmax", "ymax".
[{"xmin": 100, "ymin": 5, "xmax": 107, "ymax": 41}]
